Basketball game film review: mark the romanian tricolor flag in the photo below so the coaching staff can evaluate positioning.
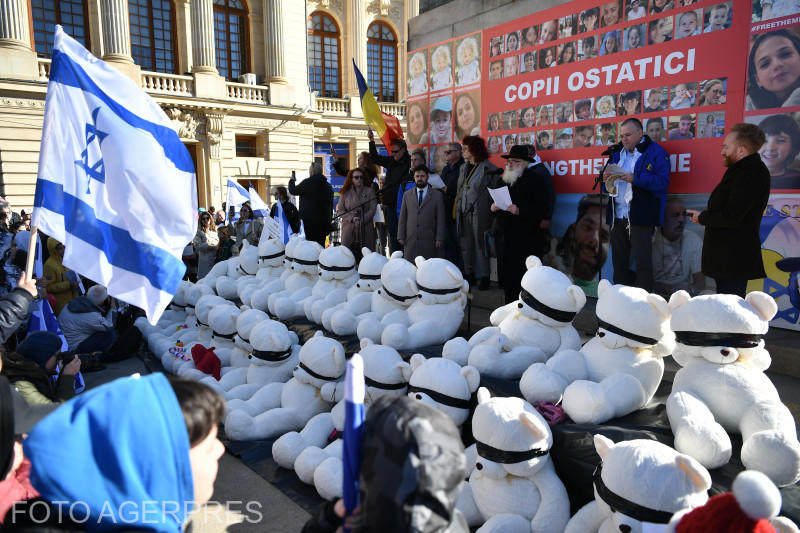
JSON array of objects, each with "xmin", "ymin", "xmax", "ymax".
[{"xmin": 353, "ymin": 60, "xmax": 404, "ymax": 148}]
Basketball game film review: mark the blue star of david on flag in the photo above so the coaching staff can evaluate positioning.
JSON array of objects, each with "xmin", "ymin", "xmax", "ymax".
[{"xmin": 74, "ymin": 107, "xmax": 108, "ymax": 193}]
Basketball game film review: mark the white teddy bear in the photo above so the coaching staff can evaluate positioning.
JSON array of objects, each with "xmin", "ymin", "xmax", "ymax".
[
  {"xmin": 380, "ymin": 257, "xmax": 468, "ymax": 350},
  {"xmin": 406, "ymin": 354, "xmax": 479, "ymax": 428},
  {"xmin": 249, "ymin": 236, "xmax": 302, "ymax": 312},
  {"xmin": 322, "ymin": 248, "xmax": 388, "ymax": 333},
  {"xmin": 456, "ymin": 388, "xmax": 570, "ymax": 533},
  {"xmin": 221, "ymin": 318, "xmax": 301, "ymax": 404},
  {"xmin": 223, "ymin": 331, "xmax": 346, "ymax": 441},
  {"xmin": 160, "ymin": 294, "xmax": 230, "ymax": 374},
  {"xmin": 356, "ymin": 251, "xmax": 419, "ymax": 343},
  {"xmin": 444, "ymin": 256, "xmax": 585, "ymax": 379},
  {"xmin": 520, "ymin": 279, "xmax": 674, "ymax": 425},
  {"xmin": 198, "ymin": 259, "xmax": 229, "ymax": 291},
  {"xmin": 565, "ymin": 435, "xmax": 711, "ymax": 533},
  {"xmin": 667, "ymin": 290, "xmax": 800, "ymax": 487},
  {"xmin": 267, "ymin": 238, "xmax": 323, "ymax": 316},
  {"xmin": 256, "ymin": 237, "xmax": 286, "ymax": 281},
  {"xmin": 667, "ymin": 470, "xmax": 799, "ymax": 533},
  {"xmin": 274, "ymin": 340, "xmax": 410, "ymax": 500},
  {"xmin": 303, "ymin": 246, "xmax": 358, "ymax": 323},
  {"xmin": 177, "ymin": 304, "xmax": 241, "ymax": 381}
]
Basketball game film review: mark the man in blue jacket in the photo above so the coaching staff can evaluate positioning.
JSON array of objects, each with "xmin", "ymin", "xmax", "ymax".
[{"xmin": 604, "ymin": 117, "xmax": 670, "ymax": 291}]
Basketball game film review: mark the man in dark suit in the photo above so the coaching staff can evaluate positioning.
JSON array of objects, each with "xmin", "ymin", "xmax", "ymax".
[
  {"xmin": 686, "ymin": 123, "xmax": 770, "ymax": 297},
  {"xmin": 397, "ymin": 165, "xmax": 446, "ymax": 261},
  {"xmin": 441, "ymin": 142, "xmax": 464, "ymax": 268},
  {"xmin": 368, "ymin": 129, "xmax": 410, "ymax": 253},
  {"xmin": 288, "ymin": 162, "xmax": 334, "ymax": 246}
]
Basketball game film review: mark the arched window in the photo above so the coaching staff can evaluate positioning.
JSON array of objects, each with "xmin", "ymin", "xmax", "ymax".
[
  {"xmin": 31, "ymin": 0, "xmax": 89, "ymax": 58},
  {"xmin": 213, "ymin": 0, "xmax": 249, "ymax": 81},
  {"xmin": 129, "ymin": 0, "xmax": 178, "ymax": 73},
  {"xmin": 307, "ymin": 12, "xmax": 341, "ymax": 98},
  {"xmin": 367, "ymin": 21, "xmax": 397, "ymax": 102}
]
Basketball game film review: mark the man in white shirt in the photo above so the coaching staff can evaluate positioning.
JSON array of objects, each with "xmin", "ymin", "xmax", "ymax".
[{"xmin": 652, "ymin": 196, "xmax": 705, "ymax": 298}]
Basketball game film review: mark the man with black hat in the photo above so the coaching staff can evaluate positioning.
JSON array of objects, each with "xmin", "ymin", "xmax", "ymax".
[{"xmin": 491, "ymin": 145, "xmax": 555, "ymax": 303}]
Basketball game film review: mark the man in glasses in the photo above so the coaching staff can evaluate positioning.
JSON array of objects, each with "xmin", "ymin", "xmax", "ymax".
[{"xmin": 368, "ymin": 129, "xmax": 410, "ymax": 253}]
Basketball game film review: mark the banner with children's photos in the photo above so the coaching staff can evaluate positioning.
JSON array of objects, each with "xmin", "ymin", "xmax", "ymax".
[{"xmin": 407, "ymin": 0, "xmax": 800, "ymax": 329}]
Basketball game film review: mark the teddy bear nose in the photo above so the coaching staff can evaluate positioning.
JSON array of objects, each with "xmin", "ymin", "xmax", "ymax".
[
  {"xmin": 721, "ymin": 349, "xmax": 730, "ymax": 356},
  {"xmin": 598, "ymin": 331, "xmax": 605, "ymax": 338},
  {"xmin": 415, "ymin": 394, "xmax": 422, "ymax": 400},
  {"xmin": 475, "ymin": 462, "xmax": 483, "ymax": 470},
  {"xmin": 619, "ymin": 526, "xmax": 631, "ymax": 533},
  {"xmin": 356, "ymin": 283, "xmax": 360, "ymax": 288},
  {"xmin": 517, "ymin": 303, "xmax": 523, "ymax": 309}
]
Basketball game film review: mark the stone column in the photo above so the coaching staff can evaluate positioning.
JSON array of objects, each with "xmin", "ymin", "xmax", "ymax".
[
  {"xmin": 0, "ymin": 0, "xmax": 39, "ymax": 79},
  {"xmin": 263, "ymin": 0, "xmax": 285, "ymax": 82},
  {"xmin": 190, "ymin": 0, "xmax": 216, "ymax": 73},
  {"xmin": 100, "ymin": 0, "xmax": 142, "ymax": 83},
  {"xmin": 348, "ymin": 0, "xmax": 367, "ymax": 97}
]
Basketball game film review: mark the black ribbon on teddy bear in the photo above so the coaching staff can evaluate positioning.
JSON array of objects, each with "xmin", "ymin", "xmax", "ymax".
[
  {"xmin": 407, "ymin": 385, "xmax": 471, "ymax": 410},
  {"xmin": 379, "ymin": 285, "xmax": 417, "ymax": 302},
  {"xmin": 673, "ymin": 331, "xmax": 763, "ymax": 348},
  {"xmin": 319, "ymin": 262, "xmax": 356, "ymax": 272},
  {"xmin": 519, "ymin": 288, "xmax": 577, "ymax": 323},
  {"xmin": 251, "ymin": 347, "xmax": 293, "ymax": 362},
  {"xmin": 475, "ymin": 440, "xmax": 549, "ymax": 464},
  {"xmin": 260, "ymin": 250, "xmax": 285, "ymax": 261},
  {"xmin": 593, "ymin": 463, "xmax": 674, "ymax": 524}
]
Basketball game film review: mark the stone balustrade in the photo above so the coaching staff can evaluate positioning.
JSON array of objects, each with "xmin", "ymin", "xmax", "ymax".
[
  {"xmin": 226, "ymin": 81, "xmax": 268, "ymax": 105},
  {"xmin": 141, "ymin": 71, "xmax": 194, "ymax": 96}
]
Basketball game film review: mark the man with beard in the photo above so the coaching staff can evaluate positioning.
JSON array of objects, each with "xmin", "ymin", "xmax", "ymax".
[
  {"xmin": 397, "ymin": 165, "xmax": 447, "ymax": 260},
  {"xmin": 652, "ymin": 196, "xmax": 705, "ymax": 298},
  {"xmin": 490, "ymin": 145, "xmax": 555, "ymax": 303},
  {"xmin": 603, "ymin": 117, "xmax": 670, "ymax": 291},
  {"xmin": 544, "ymin": 195, "xmax": 610, "ymax": 298},
  {"xmin": 686, "ymin": 123, "xmax": 771, "ymax": 297}
]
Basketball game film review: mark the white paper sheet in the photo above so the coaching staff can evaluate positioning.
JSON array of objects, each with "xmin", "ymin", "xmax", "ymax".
[{"xmin": 489, "ymin": 186, "xmax": 512, "ymax": 211}]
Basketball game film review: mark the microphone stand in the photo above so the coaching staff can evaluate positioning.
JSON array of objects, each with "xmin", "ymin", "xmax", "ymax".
[{"xmin": 592, "ymin": 146, "xmax": 618, "ymax": 286}]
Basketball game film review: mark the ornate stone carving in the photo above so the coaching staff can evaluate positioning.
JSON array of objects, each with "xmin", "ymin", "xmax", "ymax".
[
  {"xmin": 164, "ymin": 107, "xmax": 201, "ymax": 140},
  {"xmin": 367, "ymin": 0, "xmax": 392, "ymax": 16},
  {"xmin": 0, "ymin": 97, "xmax": 45, "ymax": 109},
  {"xmin": 204, "ymin": 111, "xmax": 226, "ymax": 159},
  {"xmin": 308, "ymin": 0, "xmax": 342, "ymax": 15}
]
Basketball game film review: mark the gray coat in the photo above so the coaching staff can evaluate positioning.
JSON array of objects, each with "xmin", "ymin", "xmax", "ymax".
[
  {"xmin": 397, "ymin": 186, "xmax": 447, "ymax": 261},
  {"xmin": 455, "ymin": 159, "xmax": 498, "ymax": 253}
]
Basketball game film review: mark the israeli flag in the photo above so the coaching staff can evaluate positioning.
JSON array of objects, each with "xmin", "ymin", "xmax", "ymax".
[
  {"xmin": 32, "ymin": 26, "xmax": 197, "ymax": 324},
  {"xmin": 226, "ymin": 179, "xmax": 250, "ymax": 223},
  {"xmin": 342, "ymin": 352, "xmax": 365, "ymax": 519},
  {"xmin": 247, "ymin": 186, "xmax": 269, "ymax": 218},
  {"xmin": 273, "ymin": 200, "xmax": 294, "ymax": 245}
]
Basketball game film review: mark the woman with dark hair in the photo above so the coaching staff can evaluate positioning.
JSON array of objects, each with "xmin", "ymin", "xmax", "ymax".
[
  {"xmin": 407, "ymin": 102, "xmax": 428, "ymax": 145},
  {"xmin": 648, "ymin": 17, "xmax": 673, "ymax": 45},
  {"xmin": 336, "ymin": 168, "xmax": 377, "ymax": 260},
  {"xmin": 488, "ymin": 113, "xmax": 501, "ymax": 132},
  {"xmin": 521, "ymin": 25, "xmax": 538, "ymax": 47},
  {"xmin": 600, "ymin": 31, "xmax": 620, "ymax": 55},
  {"xmin": 558, "ymin": 42, "xmax": 576, "ymax": 64},
  {"xmin": 454, "ymin": 92, "xmax": 480, "ymax": 141},
  {"xmin": 232, "ymin": 202, "xmax": 263, "ymax": 254},
  {"xmin": 455, "ymin": 136, "xmax": 498, "ymax": 289},
  {"xmin": 759, "ymin": 114, "xmax": 800, "ymax": 189},
  {"xmin": 539, "ymin": 47, "xmax": 556, "ymax": 69},
  {"xmin": 746, "ymin": 29, "xmax": 800, "ymax": 110},
  {"xmin": 357, "ymin": 151, "xmax": 380, "ymax": 181},
  {"xmin": 269, "ymin": 186, "xmax": 301, "ymax": 233},
  {"xmin": 193, "ymin": 211, "xmax": 218, "ymax": 279}
]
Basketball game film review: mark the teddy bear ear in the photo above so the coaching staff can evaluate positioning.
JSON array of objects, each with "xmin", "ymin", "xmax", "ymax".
[
  {"xmin": 593, "ymin": 434, "xmax": 615, "ymax": 460},
  {"xmin": 745, "ymin": 291, "xmax": 778, "ymax": 322},
  {"xmin": 668, "ymin": 290, "xmax": 692, "ymax": 312},
  {"xmin": 409, "ymin": 353, "xmax": 426, "ymax": 372},
  {"xmin": 461, "ymin": 365, "xmax": 481, "ymax": 393},
  {"xmin": 525, "ymin": 255, "xmax": 543, "ymax": 270},
  {"xmin": 360, "ymin": 338, "xmax": 373, "ymax": 349},
  {"xmin": 520, "ymin": 411, "xmax": 549, "ymax": 440},
  {"xmin": 597, "ymin": 279, "xmax": 612, "ymax": 296},
  {"xmin": 445, "ymin": 265, "xmax": 461, "ymax": 281},
  {"xmin": 647, "ymin": 293, "xmax": 670, "ymax": 320},
  {"xmin": 396, "ymin": 361, "xmax": 410, "ymax": 376},
  {"xmin": 567, "ymin": 285, "xmax": 587, "ymax": 311},
  {"xmin": 390, "ymin": 251, "xmax": 404, "ymax": 260},
  {"xmin": 362, "ymin": 247, "xmax": 370, "ymax": 257},
  {"xmin": 313, "ymin": 330, "xmax": 324, "ymax": 338},
  {"xmin": 415, "ymin": 256, "xmax": 425, "ymax": 267},
  {"xmin": 476, "ymin": 387, "xmax": 491, "ymax": 404},
  {"xmin": 675, "ymin": 455, "xmax": 712, "ymax": 491}
]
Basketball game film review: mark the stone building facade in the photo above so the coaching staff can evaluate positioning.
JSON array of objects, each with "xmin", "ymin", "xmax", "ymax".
[{"xmin": 0, "ymin": 0, "xmax": 415, "ymax": 210}]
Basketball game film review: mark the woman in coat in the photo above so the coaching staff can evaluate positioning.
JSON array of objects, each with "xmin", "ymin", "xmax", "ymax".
[
  {"xmin": 192, "ymin": 211, "xmax": 219, "ymax": 279},
  {"xmin": 232, "ymin": 202, "xmax": 264, "ymax": 254},
  {"xmin": 43, "ymin": 238, "xmax": 78, "ymax": 315},
  {"xmin": 455, "ymin": 135, "xmax": 498, "ymax": 289},
  {"xmin": 336, "ymin": 168, "xmax": 377, "ymax": 261}
]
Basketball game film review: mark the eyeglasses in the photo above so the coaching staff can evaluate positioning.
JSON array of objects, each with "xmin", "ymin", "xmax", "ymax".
[{"xmin": 352, "ymin": 175, "xmax": 364, "ymax": 179}]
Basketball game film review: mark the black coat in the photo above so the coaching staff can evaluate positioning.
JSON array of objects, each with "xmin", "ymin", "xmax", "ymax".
[
  {"xmin": 699, "ymin": 152, "xmax": 770, "ymax": 281},
  {"xmin": 0, "ymin": 288, "xmax": 33, "ymax": 344},
  {"xmin": 288, "ymin": 174, "xmax": 333, "ymax": 230},
  {"xmin": 369, "ymin": 141, "xmax": 410, "ymax": 209},
  {"xmin": 493, "ymin": 163, "xmax": 555, "ymax": 290},
  {"xmin": 440, "ymin": 158, "xmax": 464, "ymax": 215}
]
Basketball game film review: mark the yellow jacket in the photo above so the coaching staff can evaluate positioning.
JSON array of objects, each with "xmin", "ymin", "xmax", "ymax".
[{"xmin": 43, "ymin": 238, "xmax": 78, "ymax": 315}]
